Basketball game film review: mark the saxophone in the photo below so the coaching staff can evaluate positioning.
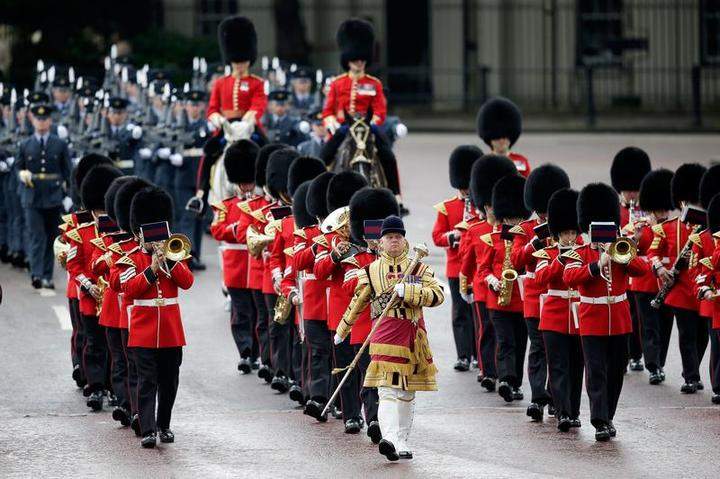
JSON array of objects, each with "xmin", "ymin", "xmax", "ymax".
[{"xmin": 497, "ymin": 239, "xmax": 518, "ymax": 307}]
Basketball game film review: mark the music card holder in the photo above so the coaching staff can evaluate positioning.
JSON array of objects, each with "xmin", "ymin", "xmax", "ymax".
[
  {"xmin": 140, "ymin": 221, "xmax": 170, "ymax": 243},
  {"xmin": 533, "ymin": 222, "xmax": 551, "ymax": 240},
  {"xmin": 75, "ymin": 210, "xmax": 94, "ymax": 224},
  {"xmin": 589, "ymin": 222, "xmax": 618, "ymax": 244},
  {"xmin": 363, "ymin": 219, "xmax": 384, "ymax": 240},
  {"xmin": 97, "ymin": 215, "xmax": 119, "ymax": 234},
  {"xmin": 680, "ymin": 205, "xmax": 707, "ymax": 227},
  {"xmin": 270, "ymin": 206, "xmax": 292, "ymax": 221},
  {"xmin": 500, "ymin": 223, "xmax": 514, "ymax": 241}
]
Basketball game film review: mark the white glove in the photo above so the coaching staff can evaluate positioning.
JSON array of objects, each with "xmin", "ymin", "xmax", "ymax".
[
  {"xmin": 62, "ymin": 196, "xmax": 73, "ymax": 212},
  {"xmin": 326, "ymin": 118, "xmax": 341, "ymax": 135},
  {"xmin": 157, "ymin": 147, "xmax": 171, "ymax": 159},
  {"xmin": 5, "ymin": 156, "xmax": 15, "ymax": 167},
  {"xmin": 394, "ymin": 283, "xmax": 405, "ymax": 298},
  {"xmin": 0, "ymin": 161, "xmax": 8, "ymax": 173},
  {"xmin": 70, "ymin": 157, "xmax": 79, "ymax": 167},
  {"xmin": 297, "ymin": 120, "xmax": 310, "ymax": 135},
  {"xmin": 333, "ymin": 333, "xmax": 343, "ymax": 345},
  {"xmin": 487, "ymin": 276, "xmax": 501, "ymax": 292},
  {"xmin": 207, "ymin": 120, "xmax": 217, "ymax": 132},
  {"xmin": 57, "ymin": 124, "xmax": 68, "ymax": 140},
  {"xmin": 461, "ymin": 292, "xmax": 474, "ymax": 304},
  {"xmin": 209, "ymin": 113, "xmax": 225, "ymax": 130},
  {"xmin": 169, "ymin": 153, "xmax": 183, "ymax": 167},
  {"xmin": 230, "ymin": 120, "xmax": 252, "ymax": 139},
  {"xmin": 139, "ymin": 148, "xmax": 152, "ymax": 159},
  {"xmin": 131, "ymin": 126, "xmax": 143, "ymax": 140},
  {"xmin": 18, "ymin": 169, "xmax": 33, "ymax": 186},
  {"xmin": 395, "ymin": 123, "xmax": 408, "ymax": 138}
]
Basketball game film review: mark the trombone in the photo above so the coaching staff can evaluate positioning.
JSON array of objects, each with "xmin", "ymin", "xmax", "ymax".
[
  {"xmin": 599, "ymin": 237, "xmax": 638, "ymax": 284},
  {"xmin": 152, "ymin": 233, "xmax": 192, "ymax": 276}
]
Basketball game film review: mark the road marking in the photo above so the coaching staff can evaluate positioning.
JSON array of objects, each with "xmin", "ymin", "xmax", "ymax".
[
  {"xmin": 52, "ymin": 305, "xmax": 72, "ymax": 330},
  {"xmin": 39, "ymin": 289, "xmax": 57, "ymax": 298}
]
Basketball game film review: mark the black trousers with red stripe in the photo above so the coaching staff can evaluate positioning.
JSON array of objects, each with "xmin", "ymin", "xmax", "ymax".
[
  {"xmin": 120, "ymin": 329, "xmax": 138, "ymax": 415},
  {"xmin": 448, "ymin": 278, "xmax": 474, "ymax": 360},
  {"xmin": 106, "ymin": 327, "xmax": 130, "ymax": 411},
  {"xmin": 581, "ymin": 334, "xmax": 627, "ymax": 427},
  {"xmin": 356, "ymin": 345, "xmax": 379, "ymax": 423},
  {"xmin": 333, "ymin": 335, "xmax": 360, "ymax": 420},
  {"xmin": 68, "ymin": 298, "xmax": 84, "ymax": 372},
  {"xmin": 82, "ymin": 314, "xmax": 108, "ymax": 392},
  {"xmin": 673, "ymin": 307, "xmax": 709, "ymax": 383},
  {"xmin": 228, "ymin": 287, "xmax": 255, "ymax": 359},
  {"xmin": 544, "ymin": 331, "xmax": 583, "ymax": 419},
  {"xmin": 474, "ymin": 301, "xmax": 496, "ymax": 378},
  {"xmin": 526, "ymin": 317, "xmax": 551, "ymax": 405},
  {"xmin": 132, "ymin": 346, "xmax": 182, "ymax": 436},
  {"xmin": 253, "ymin": 290, "xmax": 270, "ymax": 367},
  {"xmin": 626, "ymin": 291, "xmax": 644, "ymax": 362},
  {"xmin": 490, "ymin": 310, "xmax": 527, "ymax": 388},
  {"xmin": 709, "ymin": 328, "xmax": 720, "ymax": 394},
  {"xmin": 304, "ymin": 319, "xmax": 332, "ymax": 402}
]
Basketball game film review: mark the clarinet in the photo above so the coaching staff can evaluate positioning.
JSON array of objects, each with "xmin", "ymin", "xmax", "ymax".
[{"xmin": 650, "ymin": 225, "xmax": 702, "ymax": 309}]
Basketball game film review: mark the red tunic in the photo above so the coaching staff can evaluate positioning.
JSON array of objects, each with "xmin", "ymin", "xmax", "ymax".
[
  {"xmin": 647, "ymin": 218, "xmax": 701, "ymax": 312},
  {"xmin": 692, "ymin": 229, "xmax": 717, "ymax": 319},
  {"xmin": 59, "ymin": 212, "xmax": 80, "ymax": 300},
  {"xmin": 341, "ymin": 250, "xmax": 377, "ymax": 344},
  {"xmin": 313, "ymin": 231, "xmax": 352, "ymax": 331},
  {"xmin": 511, "ymin": 218, "xmax": 549, "ymax": 319},
  {"xmin": 207, "ymin": 74, "xmax": 267, "ymax": 122},
  {"xmin": 431, "ymin": 196, "xmax": 467, "ymax": 278},
  {"xmin": 234, "ymin": 195, "xmax": 271, "ymax": 290},
  {"xmin": 65, "ymin": 222, "xmax": 101, "ymax": 316},
  {"xmin": 118, "ymin": 248, "xmax": 194, "ymax": 348},
  {"xmin": 211, "ymin": 196, "xmax": 251, "ymax": 289},
  {"xmin": 535, "ymin": 246, "xmax": 580, "ymax": 335},
  {"xmin": 321, "ymin": 73, "xmax": 387, "ymax": 125},
  {"xmin": 268, "ymin": 215, "xmax": 296, "ymax": 291},
  {"xmin": 562, "ymin": 244, "xmax": 647, "ymax": 336},
  {"xmin": 107, "ymin": 237, "xmax": 139, "ymax": 329},
  {"xmin": 291, "ymin": 225, "xmax": 328, "ymax": 322},
  {"xmin": 459, "ymin": 218, "xmax": 493, "ymax": 303},
  {"xmin": 478, "ymin": 226, "xmax": 527, "ymax": 313},
  {"xmin": 90, "ymin": 234, "xmax": 122, "ymax": 329},
  {"xmin": 508, "ymin": 152, "xmax": 531, "ymax": 178}
]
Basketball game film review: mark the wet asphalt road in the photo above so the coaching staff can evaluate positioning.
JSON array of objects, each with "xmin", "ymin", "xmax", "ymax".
[{"xmin": 1, "ymin": 133, "xmax": 720, "ymax": 478}]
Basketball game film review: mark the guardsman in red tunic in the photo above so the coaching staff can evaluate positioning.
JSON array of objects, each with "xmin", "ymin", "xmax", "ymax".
[
  {"xmin": 269, "ymin": 156, "xmax": 326, "ymax": 404},
  {"xmin": 610, "ymin": 147, "xmax": 653, "ymax": 372},
  {"xmin": 478, "ymin": 173, "xmax": 531, "ymax": 403},
  {"xmin": 207, "ymin": 16, "xmax": 267, "ymax": 141},
  {"xmin": 633, "ymin": 169, "xmax": 675, "ymax": 384},
  {"xmin": 313, "ymin": 171, "xmax": 368, "ymax": 434},
  {"xmin": 648, "ymin": 163, "xmax": 708, "ymax": 394},
  {"xmin": 461, "ymin": 154, "xmax": 517, "ymax": 390},
  {"xmin": 209, "ymin": 140, "xmax": 260, "ymax": 374},
  {"xmin": 297, "ymin": 172, "xmax": 335, "ymax": 420},
  {"xmin": 58, "ymin": 154, "xmax": 113, "ymax": 388},
  {"xmin": 80, "ymin": 166, "xmax": 128, "ymax": 425},
  {"xmin": 563, "ymin": 183, "xmax": 648, "ymax": 441},
  {"xmin": 431, "ymin": 145, "xmax": 482, "ymax": 372},
  {"xmin": 512, "ymin": 164, "xmax": 570, "ymax": 421},
  {"xmin": 535, "ymin": 188, "xmax": 583, "ymax": 431},
  {"xmin": 118, "ymin": 186, "xmax": 194, "ymax": 448},
  {"xmin": 476, "ymin": 97, "xmax": 531, "ymax": 178}
]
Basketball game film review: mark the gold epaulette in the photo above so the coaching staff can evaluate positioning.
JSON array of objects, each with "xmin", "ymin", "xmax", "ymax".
[
  {"xmin": 480, "ymin": 233, "xmax": 493, "ymax": 247},
  {"xmin": 65, "ymin": 228, "xmax": 82, "ymax": 244},
  {"xmin": 312, "ymin": 234, "xmax": 328, "ymax": 247},
  {"xmin": 454, "ymin": 220, "xmax": 469, "ymax": 231},
  {"xmin": 651, "ymin": 224, "xmax": 665, "ymax": 237},
  {"xmin": 341, "ymin": 256, "xmax": 360, "ymax": 268},
  {"xmin": 365, "ymin": 73, "xmax": 381, "ymax": 82},
  {"xmin": 689, "ymin": 233, "xmax": 702, "ymax": 247},
  {"xmin": 238, "ymin": 200, "xmax": 253, "ymax": 215},
  {"xmin": 509, "ymin": 225, "xmax": 526, "ymax": 235},
  {"xmin": 115, "ymin": 255, "xmax": 136, "ymax": 268},
  {"xmin": 251, "ymin": 208, "xmax": 268, "ymax": 223},
  {"xmin": 293, "ymin": 228, "xmax": 307, "ymax": 239},
  {"xmin": 210, "ymin": 201, "xmax": 227, "ymax": 213},
  {"xmin": 90, "ymin": 237, "xmax": 107, "ymax": 251},
  {"xmin": 433, "ymin": 201, "xmax": 447, "ymax": 216},
  {"xmin": 61, "ymin": 213, "xmax": 74, "ymax": 226},
  {"xmin": 561, "ymin": 249, "xmax": 583, "ymax": 262},
  {"xmin": 283, "ymin": 246, "xmax": 295, "ymax": 257},
  {"xmin": 713, "ymin": 230, "xmax": 720, "ymax": 240},
  {"xmin": 108, "ymin": 243, "xmax": 124, "ymax": 255},
  {"xmin": 532, "ymin": 249, "xmax": 551, "ymax": 260},
  {"xmin": 58, "ymin": 223, "xmax": 69, "ymax": 232},
  {"xmin": 699, "ymin": 257, "xmax": 714, "ymax": 270}
]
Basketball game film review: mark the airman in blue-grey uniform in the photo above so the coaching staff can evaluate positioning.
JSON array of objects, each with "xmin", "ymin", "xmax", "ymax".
[
  {"xmin": 262, "ymin": 90, "xmax": 305, "ymax": 147},
  {"xmin": 297, "ymin": 108, "xmax": 328, "ymax": 158},
  {"xmin": 289, "ymin": 68, "xmax": 318, "ymax": 116},
  {"xmin": 104, "ymin": 97, "xmax": 146, "ymax": 175}
]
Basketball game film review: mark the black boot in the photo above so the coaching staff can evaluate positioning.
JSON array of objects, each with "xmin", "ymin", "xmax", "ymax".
[
  {"xmin": 344, "ymin": 418, "xmax": 362, "ymax": 434},
  {"xmin": 86, "ymin": 390, "xmax": 103, "ymax": 411},
  {"xmin": 367, "ymin": 420, "xmax": 382, "ymax": 444},
  {"xmin": 159, "ymin": 429, "xmax": 175, "ymax": 443},
  {"xmin": 378, "ymin": 439, "xmax": 399, "ymax": 461},
  {"xmin": 526, "ymin": 403, "xmax": 543, "ymax": 422},
  {"xmin": 141, "ymin": 432, "xmax": 157, "ymax": 448},
  {"xmin": 237, "ymin": 357, "xmax": 252, "ymax": 375},
  {"xmin": 288, "ymin": 382, "xmax": 305, "ymax": 405},
  {"xmin": 453, "ymin": 358, "xmax": 470, "ymax": 372},
  {"xmin": 112, "ymin": 406, "xmax": 131, "ymax": 426},
  {"xmin": 594, "ymin": 423, "xmax": 611, "ymax": 442},
  {"xmin": 131, "ymin": 414, "xmax": 141, "ymax": 437},
  {"xmin": 498, "ymin": 381, "xmax": 513, "ymax": 402},
  {"xmin": 557, "ymin": 415, "xmax": 572, "ymax": 432},
  {"xmin": 270, "ymin": 375, "xmax": 289, "ymax": 393}
]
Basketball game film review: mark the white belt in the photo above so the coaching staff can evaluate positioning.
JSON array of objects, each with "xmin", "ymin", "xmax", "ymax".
[
  {"xmin": 524, "ymin": 272, "xmax": 536, "ymax": 279},
  {"xmin": 182, "ymin": 148, "xmax": 204, "ymax": 157},
  {"xmin": 579, "ymin": 293, "xmax": 627, "ymax": 305},
  {"xmin": 134, "ymin": 297, "xmax": 178, "ymax": 307},
  {"xmin": 304, "ymin": 273, "xmax": 316, "ymax": 280},
  {"xmin": 222, "ymin": 243, "xmax": 248, "ymax": 251},
  {"xmin": 115, "ymin": 159, "xmax": 135, "ymax": 169},
  {"xmin": 546, "ymin": 289, "xmax": 579, "ymax": 299}
]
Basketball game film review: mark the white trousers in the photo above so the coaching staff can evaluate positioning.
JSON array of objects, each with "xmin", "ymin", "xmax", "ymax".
[{"xmin": 378, "ymin": 387, "xmax": 415, "ymax": 452}]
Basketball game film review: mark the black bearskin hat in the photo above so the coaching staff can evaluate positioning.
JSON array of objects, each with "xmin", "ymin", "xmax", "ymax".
[
  {"xmin": 114, "ymin": 177, "xmax": 152, "ymax": 232},
  {"xmin": 476, "ymin": 97, "xmax": 522, "ymax": 148},
  {"xmin": 292, "ymin": 181, "xmax": 316, "ymax": 229},
  {"xmin": 639, "ymin": 169, "xmax": 674, "ymax": 212},
  {"xmin": 224, "ymin": 139, "xmax": 259, "ymax": 185},
  {"xmin": 218, "ymin": 16, "xmax": 257, "ymax": 65},
  {"xmin": 266, "ymin": 148, "xmax": 299, "ymax": 201},
  {"xmin": 577, "ymin": 183, "xmax": 620, "ymax": 233},
  {"xmin": 337, "ymin": 18, "xmax": 375, "ymax": 70},
  {"xmin": 708, "ymin": 193, "xmax": 720, "ymax": 234},
  {"xmin": 699, "ymin": 164, "xmax": 720, "ymax": 210},
  {"xmin": 470, "ymin": 154, "xmax": 516, "ymax": 210},
  {"xmin": 256, "ymin": 143, "xmax": 286, "ymax": 188},
  {"xmin": 326, "ymin": 171, "xmax": 368, "ymax": 213},
  {"xmin": 307, "ymin": 172, "xmax": 335, "ymax": 220},
  {"xmin": 547, "ymin": 188, "xmax": 580, "ymax": 237},
  {"xmin": 105, "ymin": 176, "xmax": 134, "ymax": 221},
  {"xmin": 610, "ymin": 147, "xmax": 651, "ymax": 192},
  {"xmin": 671, "ymin": 163, "xmax": 707, "ymax": 209},
  {"xmin": 349, "ymin": 187, "xmax": 399, "ymax": 244},
  {"xmin": 130, "ymin": 186, "xmax": 174, "ymax": 235},
  {"xmin": 80, "ymin": 165, "xmax": 122, "ymax": 211},
  {"xmin": 523, "ymin": 163, "xmax": 570, "ymax": 215},
  {"xmin": 492, "ymin": 174, "xmax": 530, "ymax": 222},
  {"xmin": 288, "ymin": 156, "xmax": 326, "ymax": 196},
  {"xmin": 449, "ymin": 145, "xmax": 483, "ymax": 189},
  {"xmin": 73, "ymin": 153, "xmax": 113, "ymax": 192}
]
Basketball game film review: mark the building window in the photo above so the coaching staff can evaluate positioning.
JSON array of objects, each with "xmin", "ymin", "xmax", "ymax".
[
  {"xmin": 701, "ymin": 0, "xmax": 720, "ymax": 65},
  {"xmin": 576, "ymin": 0, "xmax": 624, "ymax": 66}
]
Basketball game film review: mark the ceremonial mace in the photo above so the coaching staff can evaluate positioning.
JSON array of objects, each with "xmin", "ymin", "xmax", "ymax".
[{"xmin": 320, "ymin": 243, "xmax": 429, "ymax": 418}]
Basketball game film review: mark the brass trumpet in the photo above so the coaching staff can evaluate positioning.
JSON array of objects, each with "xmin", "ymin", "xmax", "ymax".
[{"xmin": 247, "ymin": 221, "xmax": 279, "ymax": 258}]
